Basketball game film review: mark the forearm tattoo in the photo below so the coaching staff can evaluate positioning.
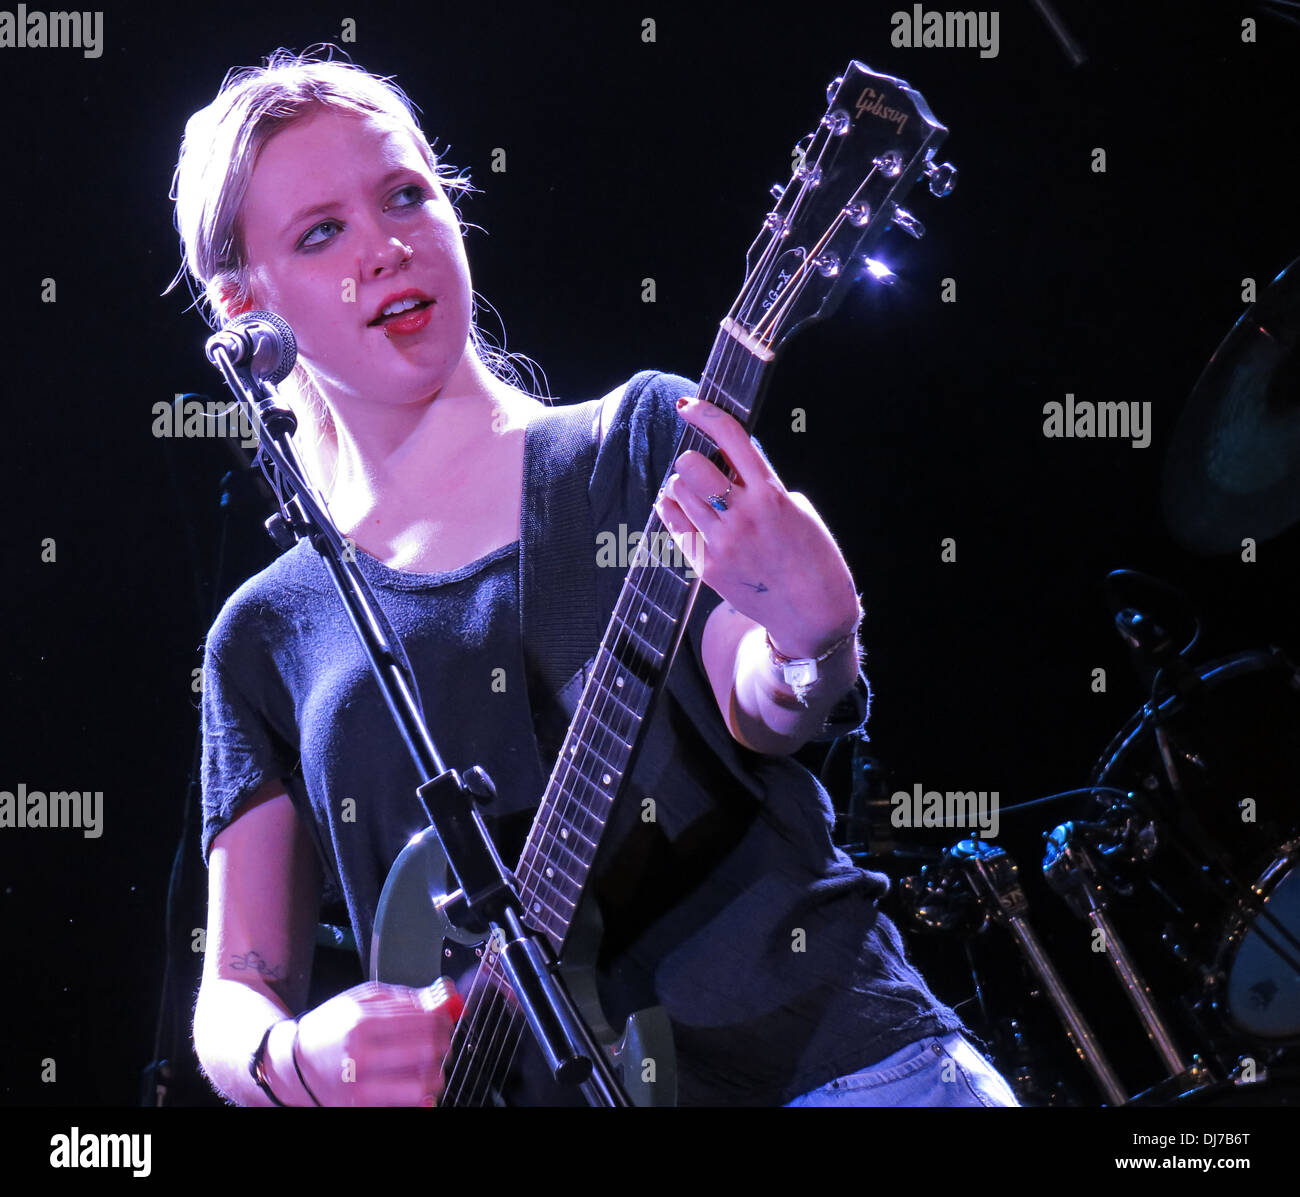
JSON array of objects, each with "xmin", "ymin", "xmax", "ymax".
[{"xmin": 229, "ymin": 950, "xmax": 286, "ymax": 981}]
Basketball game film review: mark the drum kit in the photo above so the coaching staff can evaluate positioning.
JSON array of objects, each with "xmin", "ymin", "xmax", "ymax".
[{"xmin": 837, "ymin": 258, "xmax": 1300, "ymax": 1107}]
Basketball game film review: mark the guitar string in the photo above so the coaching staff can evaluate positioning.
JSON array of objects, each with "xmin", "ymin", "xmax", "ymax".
[
  {"xmin": 439, "ymin": 247, "xmax": 800, "ymax": 1102},
  {"xmin": 442, "ymin": 561, "xmax": 679, "ymax": 1104},
  {"xmin": 438, "ymin": 118, "xmax": 849, "ymax": 1099},
  {"xmin": 441, "ymin": 190, "xmax": 835, "ymax": 1100},
  {"xmin": 442, "ymin": 335, "xmax": 767, "ymax": 1105},
  {"xmin": 461, "ymin": 952, "xmax": 522, "ymax": 1106},
  {"xmin": 442, "ymin": 407, "xmax": 751, "ymax": 1104},
  {"xmin": 450, "ymin": 117, "xmax": 911, "ymax": 1102},
  {"xmin": 499, "ymin": 120, "xmax": 834, "ymax": 920},
  {"xmin": 505, "ymin": 335, "xmax": 770, "ymax": 920},
  {"xmin": 725, "ymin": 119, "xmax": 836, "ymax": 331},
  {"xmin": 440, "ymin": 477, "xmax": 680, "ymax": 1102},
  {"xmin": 440, "ymin": 504, "xmax": 687, "ymax": 1103},
  {"xmin": 755, "ymin": 163, "xmax": 878, "ymax": 349}
]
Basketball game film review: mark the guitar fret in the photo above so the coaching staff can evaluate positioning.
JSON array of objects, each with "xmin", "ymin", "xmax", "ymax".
[
  {"xmin": 609, "ymin": 610, "xmax": 667, "ymax": 668},
  {"xmin": 580, "ymin": 683, "xmax": 641, "ymax": 732},
  {"xmin": 623, "ymin": 577, "xmax": 685, "ymax": 620},
  {"xmin": 520, "ymin": 828, "xmax": 588, "ymax": 885},
  {"xmin": 548, "ymin": 782, "xmax": 616, "ymax": 845},
  {"xmin": 517, "ymin": 854, "xmax": 584, "ymax": 899},
  {"xmin": 592, "ymin": 649, "xmax": 654, "ymax": 714},
  {"xmin": 531, "ymin": 810, "xmax": 598, "ymax": 854},
  {"xmin": 552, "ymin": 745, "xmax": 629, "ymax": 806},
  {"xmin": 514, "ymin": 898, "xmax": 566, "ymax": 948},
  {"xmin": 553, "ymin": 764, "xmax": 624, "ymax": 810},
  {"xmin": 701, "ymin": 381, "xmax": 748, "ymax": 415},
  {"xmin": 520, "ymin": 862, "xmax": 582, "ymax": 908},
  {"xmin": 558, "ymin": 774, "xmax": 619, "ymax": 830},
  {"xmin": 524, "ymin": 881, "xmax": 575, "ymax": 913},
  {"xmin": 614, "ymin": 599, "xmax": 671, "ymax": 637},
  {"xmin": 635, "ymin": 562, "xmax": 692, "ymax": 596},
  {"xmin": 508, "ymin": 325, "xmax": 768, "ymax": 955},
  {"xmin": 569, "ymin": 706, "xmax": 634, "ymax": 757}
]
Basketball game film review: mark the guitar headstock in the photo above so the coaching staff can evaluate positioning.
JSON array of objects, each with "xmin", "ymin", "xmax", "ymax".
[{"xmin": 726, "ymin": 61, "xmax": 955, "ymax": 359}]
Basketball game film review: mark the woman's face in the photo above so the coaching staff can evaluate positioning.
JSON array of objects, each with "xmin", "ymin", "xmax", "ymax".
[{"xmin": 236, "ymin": 107, "xmax": 474, "ymax": 408}]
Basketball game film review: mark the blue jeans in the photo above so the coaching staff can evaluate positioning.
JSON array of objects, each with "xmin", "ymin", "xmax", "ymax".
[{"xmin": 784, "ymin": 1032, "xmax": 1021, "ymax": 1107}]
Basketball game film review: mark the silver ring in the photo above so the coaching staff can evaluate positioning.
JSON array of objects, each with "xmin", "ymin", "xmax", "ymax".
[{"xmin": 707, "ymin": 483, "xmax": 733, "ymax": 512}]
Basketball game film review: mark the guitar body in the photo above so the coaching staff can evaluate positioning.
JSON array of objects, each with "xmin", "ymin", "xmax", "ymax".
[{"xmin": 371, "ymin": 824, "xmax": 677, "ymax": 1107}]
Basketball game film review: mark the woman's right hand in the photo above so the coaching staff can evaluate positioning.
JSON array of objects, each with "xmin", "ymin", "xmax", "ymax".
[{"xmin": 288, "ymin": 978, "xmax": 462, "ymax": 1106}]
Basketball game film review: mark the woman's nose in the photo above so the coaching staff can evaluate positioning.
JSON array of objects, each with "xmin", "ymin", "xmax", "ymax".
[{"xmin": 365, "ymin": 233, "xmax": 413, "ymax": 277}]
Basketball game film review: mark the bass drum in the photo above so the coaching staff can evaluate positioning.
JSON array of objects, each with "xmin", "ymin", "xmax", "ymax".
[{"xmin": 1092, "ymin": 650, "xmax": 1300, "ymax": 1061}]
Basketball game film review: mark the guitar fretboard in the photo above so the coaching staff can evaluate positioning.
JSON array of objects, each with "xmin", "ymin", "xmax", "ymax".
[{"xmin": 513, "ymin": 327, "xmax": 768, "ymax": 952}]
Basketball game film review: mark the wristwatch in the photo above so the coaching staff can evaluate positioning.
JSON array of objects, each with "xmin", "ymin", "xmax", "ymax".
[{"xmin": 765, "ymin": 607, "xmax": 863, "ymax": 706}]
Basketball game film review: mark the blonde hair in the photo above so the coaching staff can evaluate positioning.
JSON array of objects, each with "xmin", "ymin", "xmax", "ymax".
[{"xmin": 165, "ymin": 45, "xmax": 543, "ymax": 498}]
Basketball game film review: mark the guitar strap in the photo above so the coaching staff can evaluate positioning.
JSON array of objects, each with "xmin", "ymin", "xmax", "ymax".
[{"xmin": 518, "ymin": 397, "xmax": 604, "ymax": 764}]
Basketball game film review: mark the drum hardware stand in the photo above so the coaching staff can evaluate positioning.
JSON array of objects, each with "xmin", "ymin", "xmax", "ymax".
[
  {"xmin": 1043, "ymin": 815, "xmax": 1215, "ymax": 1100},
  {"xmin": 1120, "ymin": 645, "xmax": 1300, "ymax": 980},
  {"xmin": 1137, "ymin": 741, "xmax": 1300, "ymax": 984},
  {"xmin": 902, "ymin": 839, "xmax": 1128, "ymax": 1105}
]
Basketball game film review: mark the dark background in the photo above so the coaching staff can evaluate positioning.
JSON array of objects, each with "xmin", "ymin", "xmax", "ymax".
[{"xmin": 1, "ymin": 0, "xmax": 1297, "ymax": 1108}]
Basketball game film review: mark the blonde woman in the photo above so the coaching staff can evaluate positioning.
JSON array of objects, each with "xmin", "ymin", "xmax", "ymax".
[{"xmin": 170, "ymin": 47, "xmax": 1016, "ymax": 1108}]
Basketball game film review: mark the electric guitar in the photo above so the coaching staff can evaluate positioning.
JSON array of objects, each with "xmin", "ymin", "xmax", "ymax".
[{"xmin": 370, "ymin": 60, "xmax": 955, "ymax": 1106}]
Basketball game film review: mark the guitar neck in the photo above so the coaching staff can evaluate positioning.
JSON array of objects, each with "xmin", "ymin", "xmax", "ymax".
[{"xmin": 513, "ymin": 327, "xmax": 772, "ymax": 950}]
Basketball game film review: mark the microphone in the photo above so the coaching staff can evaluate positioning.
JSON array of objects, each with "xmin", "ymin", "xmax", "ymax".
[{"xmin": 204, "ymin": 310, "xmax": 298, "ymax": 384}]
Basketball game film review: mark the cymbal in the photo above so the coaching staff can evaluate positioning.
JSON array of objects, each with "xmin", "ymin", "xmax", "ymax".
[{"xmin": 1162, "ymin": 255, "xmax": 1300, "ymax": 553}]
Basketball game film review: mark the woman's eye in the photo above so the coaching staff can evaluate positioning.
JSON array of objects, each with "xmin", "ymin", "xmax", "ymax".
[
  {"xmin": 298, "ymin": 219, "xmax": 342, "ymax": 250},
  {"xmin": 386, "ymin": 183, "xmax": 428, "ymax": 211},
  {"xmin": 295, "ymin": 185, "xmax": 426, "ymax": 250}
]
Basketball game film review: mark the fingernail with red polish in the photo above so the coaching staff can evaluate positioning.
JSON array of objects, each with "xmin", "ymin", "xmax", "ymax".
[
  {"xmin": 437, "ymin": 989, "xmax": 466, "ymax": 1023},
  {"xmin": 676, "ymin": 396, "xmax": 690, "ymax": 410}
]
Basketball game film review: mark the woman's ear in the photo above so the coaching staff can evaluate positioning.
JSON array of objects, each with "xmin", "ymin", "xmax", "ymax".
[{"xmin": 214, "ymin": 281, "xmax": 253, "ymax": 321}]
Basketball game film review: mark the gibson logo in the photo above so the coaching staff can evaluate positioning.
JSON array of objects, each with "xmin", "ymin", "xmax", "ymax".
[{"xmin": 855, "ymin": 87, "xmax": 909, "ymax": 136}]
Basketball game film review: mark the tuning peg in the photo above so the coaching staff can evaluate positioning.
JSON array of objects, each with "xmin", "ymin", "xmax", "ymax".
[
  {"xmin": 891, "ymin": 207, "xmax": 925, "ymax": 239},
  {"xmin": 924, "ymin": 159, "xmax": 957, "ymax": 197},
  {"xmin": 873, "ymin": 150, "xmax": 904, "ymax": 179},
  {"xmin": 821, "ymin": 108, "xmax": 850, "ymax": 136},
  {"xmin": 826, "ymin": 75, "xmax": 843, "ymax": 103},
  {"xmin": 813, "ymin": 252, "xmax": 841, "ymax": 278},
  {"xmin": 770, "ymin": 182, "xmax": 785, "ymax": 201}
]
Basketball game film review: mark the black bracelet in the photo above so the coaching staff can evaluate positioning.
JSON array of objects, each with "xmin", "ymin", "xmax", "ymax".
[
  {"xmin": 249, "ymin": 1020, "xmax": 290, "ymax": 1107},
  {"xmin": 290, "ymin": 1021, "xmax": 324, "ymax": 1107}
]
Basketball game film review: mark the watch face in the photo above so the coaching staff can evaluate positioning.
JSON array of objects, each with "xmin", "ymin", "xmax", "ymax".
[{"xmin": 785, "ymin": 663, "xmax": 818, "ymax": 688}]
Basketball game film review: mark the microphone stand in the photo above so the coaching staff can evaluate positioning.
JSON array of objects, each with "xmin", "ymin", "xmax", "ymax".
[{"xmin": 206, "ymin": 337, "xmax": 630, "ymax": 1106}]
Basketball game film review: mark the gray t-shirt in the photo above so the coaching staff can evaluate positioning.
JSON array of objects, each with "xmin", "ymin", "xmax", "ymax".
[{"xmin": 199, "ymin": 369, "xmax": 964, "ymax": 1105}]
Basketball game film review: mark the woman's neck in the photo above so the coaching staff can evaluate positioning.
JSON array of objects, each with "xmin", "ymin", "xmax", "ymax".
[{"xmin": 322, "ymin": 348, "xmax": 540, "ymax": 533}]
